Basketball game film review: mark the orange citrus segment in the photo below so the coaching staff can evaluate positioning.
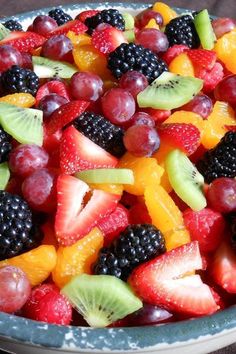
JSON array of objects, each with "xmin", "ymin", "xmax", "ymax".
[
  {"xmin": 145, "ymin": 19, "xmax": 160, "ymax": 29},
  {"xmin": 0, "ymin": 93, "xmax": 36, "ymax": 108},
  {"xmin": 164, "ymin": 111, "xmax": 206, "ymax": 133},
  {"xmin": 160, "ymin": 165, "xmax": 173, "ymax": 193},
  {"xmin": 152, "ymin": 2, "xmax": 177, "ymax": 26},
  {"xmin": 67, "ymin": 32, "xmax": 91, "ymax": 46},
  {"xmin": 214, "ymin": 29, "xmax": 236, "ymax": 74},
  {"xmin": 89, "ymin": 183, "xmax": 123, "ymax": 195},
  {"xmin": 169, "ymin": 53, "xmax": 195, "ymax": 77},
  {"xmin": 164, "ymin": 228, "xmax": 191, "ymax": 251}
]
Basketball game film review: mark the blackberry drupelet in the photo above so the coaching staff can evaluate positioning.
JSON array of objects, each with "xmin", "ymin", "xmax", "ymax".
[
  {"xmin": 85, "ymin": 9, "xmax": 125, "ymax": 35},
  {"xmin": 94, "ymin": 224, "xmax": 166, "ymax": 280},
  {"xmin": 73, "ymin": 112, "xmax": 126, "ymax": 157},
  {"xmin": 1, "ymin": 66, "xmax": 39, "ymax": 96},
  {"xmin": 197, "ymin": 131, "xmax": 236, "ymax": 184},
  {"xmin": 48, "ymin": 8, "xmax": 72, "ymax": 26},
  {"xmin": 165, "ymin": 15, "xmax": 200, "ymax": 48},
  {"xmin": 0, "ymin": 191, "xmax": 42, "ymax": 261},
  {"xmin": 2, "ymin": 19, "xmax": 23, "ymax": 31},
  {"xmin": 0, "ymin": 126, "xmax": 12, "ymax": 163},
  {"xmin": 107, "ymin": 43, "xmax": 168, "ymax": 83}
]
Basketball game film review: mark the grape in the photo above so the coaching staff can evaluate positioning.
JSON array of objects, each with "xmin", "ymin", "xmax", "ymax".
[
  {"xmin": 135, "ymin": 9, "xmax": 163, "ymax": 28},
  {"xmin": 33, "ymin": 15, "xmax": 58, "ymax": 36},
  {"xmin": 181, "ymin": 94, "xmax": 213, "ymax": 119},
  {"xmin": 206, "ymin": 178, "xmax": 236, "ymax": 214},
  {"xmin": 126, "ymin": 112, "xmax": 155, "ymax": 128},
  {"xmin": 101, "ymin": 88, "xmax": 136, "ymax": 125},
  {"xmin": 0, "ymin": 45, "xmax": 22, "ymax": 72},
  {"xmin": 41, "ymin": 35, "xmax": 73, "ymax": 62},
  {"xmin": 9, "ymin": 144, "xmax": 49, "ymax": 178},
  {"xmin": 135, "ymin": 28, "xmax": 169, "ymax": 54},
  {"xmin": 212, "ymin": 18, "xmax": 236, "ymax": 39},
  {"xmin": 21, "ymin": 52, "xmax": 33, "ymax": 70},
  {"xmin": 125, "ymin": 303, "xmax": 173, "ymax": 326},
  {"xmin": 0, "ymin": 266, "xmax": 31, "ymax": 313},
  {"xmin": 38, "ymin": 93, "xmax": 68, "ymax": 119},
  {"xmin": 123, "ymin": 125, "xmax": 160, "ymax": 157},
  {"xmin": 214, "ymin": 75, "xmax": 236, "ymax": 108},
  {"xmin": 119, "ymin": 71, "xmax": 148, "ymax": 99},
  {"xmin": 70, "ymin": 72, "xmax": 103, "ymax": 101}
]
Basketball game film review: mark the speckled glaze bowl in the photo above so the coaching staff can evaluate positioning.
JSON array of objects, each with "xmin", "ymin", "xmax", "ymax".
[{"xmin": 0, "ymin": 3, "xmax": 235, "ymax": 354}]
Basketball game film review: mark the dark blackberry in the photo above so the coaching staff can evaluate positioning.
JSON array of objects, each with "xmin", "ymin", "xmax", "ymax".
[
  {"xmin": 0, "ymin": 126, "xmax": 12, "ymax": 163},
  {"xmin": 48, "ymin": 8, "xmax": 72, "ymax": 26},
  {"xmin": 197, "ymin": 131, "xmax": 236, "ymax": 184},
  {"xmin": 229, "ymin": 214, "xmax": 236, "ymax": 251},
  {"xmin": 107, "ymin": 43, "xmax": 168, "ymax": 83},
  {"xmin": 0, "ymin": 191, "xmax": 43, "ymax": 261},
  {"xmin": 73, "ymin": 112, "xmax": 125, "ymax": 157},
  {"xmin": 1, "ymin": 66, "xmax": 39, "ymax": 96},
  {"xmin": 2, "ymin": 19, "xmax": 23, "ymax": 31},
  {"xmin": 165, "ymin": 15, "xmax": 200, "ymax": 48},
  {"xmin": 85, "ymin": 9, "xmax": 125, "ymax": 35},
  {"xmin": 94, "ymin": 224, "xmax": 166, "ymax": 280}
]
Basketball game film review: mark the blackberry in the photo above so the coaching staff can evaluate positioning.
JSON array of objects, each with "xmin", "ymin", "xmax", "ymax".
[
  {"xmin": 0, "ymin": 126, "xmax": 12, "ymax": 163},
  {"xmin": 85, "ymin": 9, "xmax": 125, "ymax": 35},
  {"xmin": 197, "ymin": 131, "xmax": 236, "ymax": 184},
  {"xmin": 1, "ymin": 66, "xmax": 39, "ymax": 96},
  {"xmin": 94, "ymin": 224, "xmax": 166, "ymax": 280},
  {"xmin": 0, "ymin": 191, "xmax": 42, "ymax": 261},
  {"xmin": 165, "ymin": 15, "xmax": 200, "ymax": 48},
  {"xmin": 48, "ymin": 8, "xmax": 72, "ymax": 26},
  {"xmin": 2, "ymin": 19, "xmax": 23, "ymax": 31},
  {"xmin": 229, "ymin": 214, "xmax": 236, "ymax": 251},
  {"xmin": 107, "ymin": 43, "xmax": 168, "ymax": 83}
]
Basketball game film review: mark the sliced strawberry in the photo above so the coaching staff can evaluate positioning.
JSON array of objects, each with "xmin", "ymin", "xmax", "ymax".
[
  {"xmin": 46, "ymin": 20, "xmax": 87, "ymax": 38},
  {"xmin": 158, "ymin": 123, "xmax": 201, "ymax": 155},
  {"xmin": 36, "ymin": 81, "xmax": 70, "ymax": 106},
  {"xmin": 92, "ymin": 24, "xmax": 127, "ymax": 54},
  {"xmin": 0, "ymin": 31, "xmax": 46, "ymax": 53},
  {"xmin": 195, "ymin": 62, "xmax": 224, "ymax": 93},
  {"xmin": 129, "ymin": 241, "xmax": 218, "ymax": 316},
  {"xmin": 60, "ymin": 126, "xmax": 118, "ymax": 174},
  {"xmin": 46, "ymin": 100, "xmax": 89, "ymax": 135},
  {"xmin": 55, "ymin": 174, "xmax": 119, "ymax": 245},
  {"xmin": 43, "ymin": 125, "xmax": 62, "ymax": 152},
  {"xmin": 187, "ymin": 49, "xmax": 217, "ymax": 70},
  {"xmin": 162, "ymin": 44, "xmax": 189, "ymax": 65},
  {"xmin": 76, "ymin": 10, "xmax": 100, "ymax": 23}
]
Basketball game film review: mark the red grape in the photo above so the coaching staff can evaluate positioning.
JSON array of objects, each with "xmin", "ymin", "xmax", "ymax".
[
  {"xmin": 38, "ymin": 93, "xmax": 69, "ymax": 119},
  {"xmin": 0, "ymin": 45, "xmax": 22, "ymax": 72},
  {"xmin": 181, "ymin": 94, "xmax": 213, "ymax": 119},
  {"xmin": 214, "ymin": 75, "xmax": 236, "ymax": 108},
  {"xmin": 125, "ymin": 303, "xmax": 173, "ymax": 326},
  {"xmin": 119, "ymin": 71, "xmax": 148, "ymax": 99},
  {"xmin": 126, "ymin": 112, "xmax": 155, "ymax": 128},
  {"xmin": 206, "ymin": 178, "xmax": 236, "ymax": 214},
  {"xmin": 135, "ymin": 9, "xmax": 163, "ymax": 28},
  {"xmin": 135, "ymin": 28, "xmax": 169, "ymax": 54},
  {"xmin": 21, "ymin": 52, "xmax": 33, "ymax": 70},
  {"xmin": 70, "ymin": 72, "xmax": 103, "ymax": 101},
  {"xmin": 212, "ymin": 18, "xmax": 236, "ymax": 39},
  {"xmin": 33, "ymin": 15, "xmax": 58, "ymax": 36},
  {"xmin": 41, "ymin": 35, "xmax": 73, "ymax": 62},
  {"xmin": 0, "ymin": 266, "xmax": 31, "ymax": 313}
]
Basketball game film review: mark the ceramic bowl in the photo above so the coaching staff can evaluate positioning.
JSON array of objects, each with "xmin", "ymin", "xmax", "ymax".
[{"xmin": 0, "ymin": 3, "xmax": 235, "ymax": 354}]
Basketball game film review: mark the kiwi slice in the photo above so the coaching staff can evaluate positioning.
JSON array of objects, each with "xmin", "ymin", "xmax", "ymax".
[
  {"xmin": 165, "ymin": 149, "xmax": 207, "ymax": 211},
  {"xmin": 194, "ymin": 9, "xmax": 216, "ymax": 50},
  {"xmin": 122, "ymin": 13, "xmax": 135, "ymax": 30},
  {"xmin": 124, "ymin": 30, "xmax": 135, "ymax": 43},
  {"xmin": 32, "ymin": 56, "xmax": 77, "ymax": 79},
  {"xmin": 0, "ymin": 162, "xmax": 10, "ymax": 190},
  {"xmin": 0, "ymin": 103, "xmax": 43, "ymax": 146},
  {"xmin": 75, "ymin": 168, "xmax": 134, "ymax": 184},
  {"xmin": 137, "ymin": 72, "xmax": 203, "ymax": 110},
  {"xmin": 0, "ymin": 24, "xmax": 10, "ymax": 41},
  {"xmin": 61, "ymin": 274, "xmax": 143, "ymax": 328}
]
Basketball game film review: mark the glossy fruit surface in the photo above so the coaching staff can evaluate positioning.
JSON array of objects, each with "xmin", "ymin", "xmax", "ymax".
[
  {"xmin": 119, "ymin": 71, "xmax": 148, "ymax": 99},
  {"xmin": 70, "ymin": 72, "xmax": 103, "ymax": 101},
  {"xmin": 38, "ymin": 93, "xmax": 68, "ymax": 119},
  {"xmin": 0, "ymin": 45, "xmax": 22, "ymax": 72},
  {"xmin": 124, "ymin": 125, "xmax": 160, "ymax": 157},
  {"xmin": 135, "ymin": 28, "xmax": 169, "ymax": 53},
  {"xmin": 214, "ymin": 75, "xmax": 236, "ymax": 108},
  {"xmin": 181, "ymin": 94, "xmax": 213, "ymax": 119},
  {"xmin": 42, "ymin": 35, "xmax": 73, "ymax": 61},
  {"xmin": 32, "ymin": 15, "xmax": 58, "ymax": 36},
  {"xmin": 206, "ymin": 178, "xmax": 236, "ymax": 213}
]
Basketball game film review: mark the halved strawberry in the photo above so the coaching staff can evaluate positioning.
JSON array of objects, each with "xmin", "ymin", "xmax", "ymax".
[
  {"xmin": 60, "ymin": 126, "xmax": 118, "ymax": 174},
  {"xmin": 46, "ymin": 20, "xmax": 87, "ymax": 38},
  {"xmin": 55, "ymin": 174, "xmax": 120, "ymax": 245},
  {"xmin": 92, "ymin": 24, "xmax": 127, "ymax": 54},
  {"xmin": 187, "ymin": 49, "xmax": 217, "ymax": 71},
  {"xmin": 129, "ymin": 241, "xmax": 218, "ymax": 316},
  {"xmin": 0, "ymin": 31, "xmax": 46, "ymax": 53},
  {"xmin": 36, "ymin": 81, "xmax": 71, "ymax": 106},
  {"xmin": 162, "ymin": 44, "xmax": 189, "ymax": 65},
  {"xmin": 76, "ymin": 10, "xmax": 100, "ymax": 23}
]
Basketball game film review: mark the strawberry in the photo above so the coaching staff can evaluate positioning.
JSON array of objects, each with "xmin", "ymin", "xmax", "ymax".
[
  {"xmin": 225, "ymin": 125, "xmax": 236, "ymax": 132},
  {"xmin": 162, "ymin": 44, "xmax": 189, "ymax": 65},
  {"xmin": 129, "ymin": 202, "xmax": 152, "ymax": 224},
  {"xmin": 91, "ymin": 24, "xmax": 127, "ymax": 54},
  {"xmin": 129, "ymin": 241, "xmax": 218, "ymax": 316},
  {"xmin": 195, "ymin": 62, "xmax": 224, "ymax": 93},
  {"xmin": 76, "ymin": 10, "xmax": 100, "ymax": 23},
  {"xmin": 43, "ymin": 126, "xmax": 62, "ymax": 153},
  {"xmin": 60, "ymin": 126, "xmax": 118, "ymax": 174},
  {"xmin": 0, "ymin": 31, "xmax": 46, "ymax": 53},
  {"xmin": 36, "ymin": 80, "xmax": 71, "ymax": 106},
  {"xmin": 46, "ymin": 100, "xmax": 89, "ymax": 135},
  {"xmin": 158, "ymin": 123, "xmax": 201, "ymax": 155},
  {"xmin": 55, "ymin": 174, "xmax": 120, "ymax": 245},
  {"xmin": 46, "ymin": 20, "xmax": 87, "ymax": 38},
  {"xmin": 187, "ymin": 49, "xmax": 217, "ymax": 70},
  {"xmin": 142, "ymin": 108, "xmax": 171, "ymax": 123},
  {"xmin": 22, "ymin": 283, "xmax": 72, "ymax": 325},
  {"xmin": 183, "ymin": 208, "xmax": 226, "ymax": 253}
]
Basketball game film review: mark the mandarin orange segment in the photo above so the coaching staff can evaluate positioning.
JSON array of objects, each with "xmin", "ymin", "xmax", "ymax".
[
  {"xmin": 152, "ymin": 2, "xmax": 177, "ymax": 25},
  {"xmin": 0, "ymin": 245, "xmax": 57, "ymax": 286},
  {"xmin": 67, "ymin": 32, "xmax": 91, "ymax": 46},
  {"xmin": 164, "ymin": 111, "xmax": 206, "ymax": 133},
  {"xmin": 214, "ymin": 29, "xmax": 236, "ymax": 74},
  {"xmin": 89, "ymin": 183, "xmax": 123, "ymax": 195},
  {"xmin": 52, "ymin": 228, "xmax": 103, "ymax": 288},
  {"xmin": 160, "ymin": 165, "xmax": 173, "ymax": 193},
  {"xmin": 153, "ymin": 140, "xmax": 175, "ymax": 164},
  {"xmin": 169, "ymin": 53, "xmax": 195, "ymax": 77},
  {"xmin": 164, "ymin": 228, "xmax": 191, "ymax": 251},
  {"xmin": 145, "ymin": 19, "xmax": 160, "ymax": 29},
  {"xmin": 0, "ymin": 93, "xmax": 36, "ymax": 108}
]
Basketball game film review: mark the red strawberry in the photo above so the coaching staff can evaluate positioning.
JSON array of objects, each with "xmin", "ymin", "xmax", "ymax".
[
  {"xmin": 129, "ymin": 241, "xmax": 218, "ymax": 316},
  {"xmin": 0, "ymin": 31, "xmax": 46, "ymax": 53},
  {"xmin": 46, "ymin": 100, "xmax": 89, "ymax": 135},
  {"xmin": 92, "ymin": 24, "xmax": 127, "ymax": 54},
  {"xmin": 187, "ymin": 49, "xmax": 217, "ymax": 70},
  {"xmin": 60, "ymin": 126, "xmax": 118, "ymax": 174},
  {"xmin": 46, "ymin": 20, "xmax": 87, "ymax": 38},
  {"xmin": 129, "ymin": 202, "xmax": 152, "ymax": 224},
  {"xmin": 196, "ymin": 62, "xmax": 224, "ymax": 93},
  {"xmin": 76, "ymin": 10, "xmax": 100, "ymax": 23},
  {"xmin": 36, "ymin": 80, "xmax": 70, "ymax": 106},
  {"xmin": 225, "ymin": 125, "xmax": 236, "ymax": 132},
  {"xmin": 55, "ymin": 174, "xmax": 120, "ymax": 245},
  {"xmin": 183, "ymin": 208, "xmax": 226, "ymax": 253},
  {"xmin": 162, "ymin": 44, "xmax": 189, "ymax": 65},
  {"xmin": 22, "ymin": 284, "xmax": 72, "ymax": 325},
  {"xmin": 158, "ymin": 123, "xmax": 201, "ymax": 155},
  {"xmin": 43, "ymin": 126, "xmax": 62, "ymax": 153}
]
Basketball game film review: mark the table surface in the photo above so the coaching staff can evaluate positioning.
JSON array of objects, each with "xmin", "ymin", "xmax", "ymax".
[{"xmin": 0, "ymin": 0, "xmax": 236, "ymax": 353}]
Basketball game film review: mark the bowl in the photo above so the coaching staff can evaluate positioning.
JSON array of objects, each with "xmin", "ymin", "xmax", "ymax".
[{"xmin": 0, "ymin": 3, "xmax": 236, "ymax": 354}]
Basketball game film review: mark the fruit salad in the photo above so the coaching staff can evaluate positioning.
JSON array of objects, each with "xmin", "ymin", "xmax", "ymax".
[{"xmin": 0, "ymin": 2, "xmax": 236, "ymax": 328}]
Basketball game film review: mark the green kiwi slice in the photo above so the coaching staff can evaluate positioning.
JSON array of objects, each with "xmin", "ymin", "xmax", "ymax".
[
  {"xmin": 165, "ymin": 149, "xmax": 207, "ymax": 211},
  {"xmin": 75, "ymin": 168, "xmax": 134, "ymax": 184},
  {"xmin": 0, "ymin": 103, "xmax": 43, "ymax": 146},
  {"xmin": 0, "ymin": 162, "xmax": 10, "ymax": 190},
  {"xmin": 194, "ymin": 9, "xmax": 216, "ymax": 50},
  {"xmin": 61, "ymin": 274, "xmax": 143, "ymax": 328},
  {"xmin": 124, "ymin": 30, "xmax": 135, "ymax": 43},
  {"xmin": 0, "ymin": 24, "xmax": 10, "ymax": 41},
  {"xmin": 32, "ymin": 56, "xmax": 77, "ymax": 79},
  {"xmin": 137, "ymin": 72, "xmax": 203, "ymax": 110},
  {"xmin": 122, "ymin": 13, "xmax": 135, "ymax": 30}
]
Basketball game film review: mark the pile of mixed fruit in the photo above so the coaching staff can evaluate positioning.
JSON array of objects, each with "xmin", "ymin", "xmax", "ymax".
[{"xmin": 0, "ymin": 1, "xmax": 236, "ymax": 328}]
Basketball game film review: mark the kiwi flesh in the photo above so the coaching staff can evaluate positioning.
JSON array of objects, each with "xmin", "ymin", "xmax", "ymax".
[
  {"xmin": 32, "ymin": 56, "xmax": 77, "ymax": 79},
  {"xmin": 0, "ymin": 162, "xmax": 10, "ymax": 190},
  {"xmin": 165, "ymin": 149, "xmax": 207, "ymax": 211},
  {"xmin": 0, "ymin": 103, "xmax": 43, "ymax": 146},
  {"xmin": 194, "ymin": 9, "xmax": 216, "ymax": 50},
  {"xmin": 75, "ymin": 168, "xmax": 134, "ymax": 184},
  {"xmin": 122, "ymin": 13, "xmax": 135, "ymax": 30},
  {"xmin": 0, "ymin": 24, "xmax": 10, "ymax": 41},
  {"xmin": 137, "ymin": 72, "xmax": 203, "ymax": 110},
  {"xmin": 61, "ymin": 274, "xmax": 143, "ymax": 328}
]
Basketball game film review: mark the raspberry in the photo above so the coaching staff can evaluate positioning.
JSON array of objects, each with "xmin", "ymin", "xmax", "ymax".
[{"xmin": 196, "ymin": 62, "xmax": 224, "ymax": 93}]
